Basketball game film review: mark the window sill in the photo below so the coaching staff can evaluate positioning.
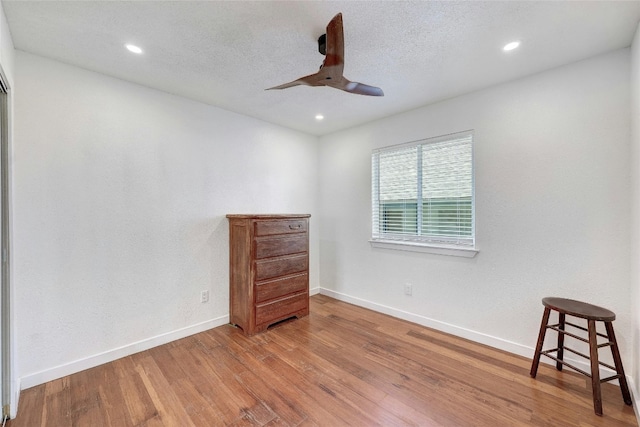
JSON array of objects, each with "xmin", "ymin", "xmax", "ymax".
[{"xmin": 369, "ymin": 239, "xmax": 478, "ymax": 258}]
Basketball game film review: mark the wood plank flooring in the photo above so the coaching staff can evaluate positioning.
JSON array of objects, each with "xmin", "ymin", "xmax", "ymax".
[{"xmin": 9, "ymin": 295, "xmax": 638, "ymax": 426}]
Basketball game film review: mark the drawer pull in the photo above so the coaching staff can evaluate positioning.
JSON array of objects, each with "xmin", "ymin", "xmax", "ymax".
[{"xmin": 289, "ymin": 224, "xmax": 301, "ymax": 230}]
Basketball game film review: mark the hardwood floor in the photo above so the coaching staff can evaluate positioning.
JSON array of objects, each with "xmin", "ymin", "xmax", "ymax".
[{"xmin": 9, "ymin": 295, "xmax": 638, "ymax": 426}]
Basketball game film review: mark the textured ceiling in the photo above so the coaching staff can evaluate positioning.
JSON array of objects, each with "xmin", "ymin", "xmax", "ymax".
[{"xmin": 3, "ymin": 1, "xmax": 640, "ymax": 136}]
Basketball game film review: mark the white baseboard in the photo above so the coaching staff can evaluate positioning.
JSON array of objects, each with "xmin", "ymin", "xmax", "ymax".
[
  {"xmin": 320, "ymin": 287, "xmax": 536, "ymax": 357},
  {"xmin": 629, "ymin": 376, "xmax": 640, "ymax": 424},
  {"xmin": 20, "ymin": 289, "xmax": 320, "ymax": 390},
  {"xmin": 19, "ymin": 315, "xmax": 229, "ymax": 390},
  {"xmin": 318, "ymin": 288, "xmax": 632, "ymax": 388}
]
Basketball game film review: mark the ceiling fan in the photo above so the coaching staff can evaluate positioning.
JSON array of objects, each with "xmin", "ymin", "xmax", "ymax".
[{"xmin": 267, "ymin": 13, "xmax": 384, "ymax": 97}]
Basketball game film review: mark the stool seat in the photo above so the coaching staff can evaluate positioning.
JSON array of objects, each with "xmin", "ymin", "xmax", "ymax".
[
  {"xmin": 530, "ymin": 297, "xmax": 632, "ymax": 416},
  {"xmin": 542, "ymin": 297, "xmax": 615, "ymax": 322}
]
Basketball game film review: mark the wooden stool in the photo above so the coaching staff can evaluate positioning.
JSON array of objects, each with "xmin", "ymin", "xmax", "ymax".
[{"xmin": 530, "ymin": 297, "xmax": 632, "ymax": 415}]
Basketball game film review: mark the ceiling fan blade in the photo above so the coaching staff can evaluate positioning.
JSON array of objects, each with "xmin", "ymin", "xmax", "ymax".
[
  {"xmin": 266, "ymin": 73, "xmax": 319, "ymax": 90},
  {"xmin": 323, "ymin": 13, "xmax": 344, "ymax": 72},
  {"xmin": 341, "ymin": 80, "xmax": 384, "ymax": 96},
  {"xmin": 266, "ymin": 80, "xmax": 305, "ymax": 91}
]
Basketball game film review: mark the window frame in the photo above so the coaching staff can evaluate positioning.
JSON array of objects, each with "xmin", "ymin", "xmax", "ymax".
[{"xmin": 370, "ymin": 130, "xmax": 478, "ymax": 257}]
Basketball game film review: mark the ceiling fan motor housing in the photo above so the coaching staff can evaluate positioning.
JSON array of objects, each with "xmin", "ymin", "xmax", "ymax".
[{"xmin": 318, "ymin": 34, "xmax": 327, "ymax": 55}]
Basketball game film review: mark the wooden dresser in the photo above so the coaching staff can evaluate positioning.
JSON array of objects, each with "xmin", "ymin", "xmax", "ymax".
[{"xmin": 226, "ymin": 214, "xmax": 310, "ymax": 335}]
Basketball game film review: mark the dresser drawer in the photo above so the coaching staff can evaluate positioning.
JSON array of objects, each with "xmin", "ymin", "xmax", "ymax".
[
  {"xmin": 255, "ymin": 292, "xmax": 308, "ymax": 325},
  {"xmin": 255, "ymin": 234, "xmax": 307, "ymax": 259},
  {"xmin": 255, "ymin": 273, "xmax": 308, "ymax": 303},
  {"xmin": 255, "ymin": 254, "xmax": 308, "ymax": 281},
  {"xmin": 255, "ymin": 219, "xmax": 307, "ymax": 236}
]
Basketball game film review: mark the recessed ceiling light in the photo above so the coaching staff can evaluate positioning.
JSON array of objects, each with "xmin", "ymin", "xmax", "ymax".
[
  {"xmin": 315, "ymin": 114, "xmax": 324, "ymax": 121},
  {"xmin": 503, "ymin": 41, "xmax": 520, "ymax": 52},
  {"xmin": 125, "ymin": 44, "xmax": 143, "ymax": 54}
]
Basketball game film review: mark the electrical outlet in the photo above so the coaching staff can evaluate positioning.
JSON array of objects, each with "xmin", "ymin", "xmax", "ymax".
[
  {"xmin": 404, "ymin": 283, "xmax": 412, "ymax": 296},
  {"xmin": 200, "ymin": 290, "xmax": 210, "ymax": 303}
]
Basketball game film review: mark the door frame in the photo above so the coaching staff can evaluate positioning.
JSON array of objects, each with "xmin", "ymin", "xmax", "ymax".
[{"xmin": 0, "ymin": 69, "xmax": 13, "ymax": 419}]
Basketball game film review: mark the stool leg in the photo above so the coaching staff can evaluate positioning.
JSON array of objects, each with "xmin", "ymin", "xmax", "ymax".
[
  {"xmin": 530, "ymin": 307, "xmax": 551, "ymax": 378},
  {"xmin": 604, "ymin": 322, "xmax": 632, "ymax": 405},
  {"xmin": 556, "ymin": 313, "xmax": 565, "ymax": 371},
  {"xmin": 587, "ymin": 320, "xmax": 603, "ymax": 416}
]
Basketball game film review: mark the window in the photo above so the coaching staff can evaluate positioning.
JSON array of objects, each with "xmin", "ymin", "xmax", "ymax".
[{"xmin": 371, "ymin": 131, "xmax": 475, "ymax": 256}]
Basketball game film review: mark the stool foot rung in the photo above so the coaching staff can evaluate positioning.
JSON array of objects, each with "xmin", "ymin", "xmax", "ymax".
[
  {"xmin": 564, "ymin": 321, "xmax": 608, "ymax": 339},
  {"xmin": 597, "ymin": 361, "xmax": 616, "ymax": 372},
  {"xmin": 563, "ymin": 346, "xmax": 589, "ymax": 361},
  {"xmin": 600, "ymin": 374, "xmax": 622, "ymax": 383},
  {"xmin": 540, "ymin": 349, "xmax": 618, "ymax": 379},
  {"xmin": 546, "ymin": 325, "xmax": 610, "ymax": 345},
  {"xmin": 562, "ymin": 347, "xmax": 616, "ymax": 371},
  {"xmin": 540, "ymin": 351, "xmax": 591, "ymax": 377},
  {"xmin": 597, "ymin": 341, "xmax": 614, "ymax": 349},
  {"xmin": 546, "ymin": 325, "xmax": 589, "ymax": 343}
]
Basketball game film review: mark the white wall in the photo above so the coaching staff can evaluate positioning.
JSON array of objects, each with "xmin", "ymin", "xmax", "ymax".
[
  {"xmin": 13, "ymin": 51, "xmax": 319, "ymax": 387},
  {"xmin": 319, "ymin": 49, "xmax": 633, "ymax": 367},
  {"xmin": 630, "ymin": 21, "xmax": 640, "ymax": 414}
]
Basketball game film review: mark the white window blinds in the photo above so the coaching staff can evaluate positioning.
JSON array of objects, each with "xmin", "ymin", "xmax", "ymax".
[{"xmin": 372, "ymin": 131, "xmax": 474, "ymax": 247}]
